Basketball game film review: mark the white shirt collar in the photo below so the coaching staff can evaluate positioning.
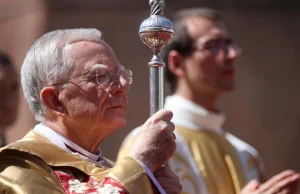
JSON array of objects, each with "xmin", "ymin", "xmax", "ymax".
[
  {"xmin": 164, "ymin": 94, "xmax": 226, "ymax": 134},
  {"xmin": 34, "ymin": 123, "xmax": 104, "ymax": 164}
]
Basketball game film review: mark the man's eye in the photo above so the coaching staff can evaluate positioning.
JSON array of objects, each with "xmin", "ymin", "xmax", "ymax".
[
  {"xmin": 96, "ymin": 71, "xmax": 107, "ymax": 76},
  {"xmin": 95, "ymin": 68, "xmax": 109, "ymax": 75},
  {"xmin": 96, "ymin": 73, "xmax": 110, "ymax": 85},
  {"xmin": 97, "ymin": 74, "xmax": 108, "ymax": 80},
  {"xmin": 204, "ymin": 39, "xmax": 220, "ymax": 49}
]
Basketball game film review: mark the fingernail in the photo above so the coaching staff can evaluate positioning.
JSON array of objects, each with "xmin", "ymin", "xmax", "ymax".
[{"xmin": 292, "ymin": 174, "xmax": 300, "ymax": 180}]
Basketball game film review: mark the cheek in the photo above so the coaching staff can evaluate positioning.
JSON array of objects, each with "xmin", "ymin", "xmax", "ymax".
[
  {"xmin": 0, "ymin": 90, "xmax": 19, "ymax": 116},
  {"xmin": 64, "ymin": 97, "xmax": 97, "ymax": 117},
  {"xmin": 201, "ymin": 59, "xmax": 219, "ymax": 79},
  {"xmin": 101, "ymin": 95, "xmax": 127, "ymax": 127},
  {"xmin": 62, "ymin": 85, "xmax": 108, "ymax": 117},
  {"xmin": 187, "ymin": 55, "xmax": 217, "ymax": 82},
  {"xmin": 0, "ymin": 100, "xmax": 18, "ymax": 126}
]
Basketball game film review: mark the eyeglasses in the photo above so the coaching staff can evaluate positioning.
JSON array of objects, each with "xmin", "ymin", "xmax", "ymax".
[
  {"xmin": 194, "ymin": 37, "xmax": 242, "ymax": 56},
  {"xmin": 52, "ymin": 69, "xmax": 133, "ymax": 87}
]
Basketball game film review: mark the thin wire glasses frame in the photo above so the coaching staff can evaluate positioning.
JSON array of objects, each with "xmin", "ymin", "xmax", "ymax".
[
  {"xmin": 52, "ymin": 69, "xmax": 133, "ymax": 88},
  {"xmin": 193, "ymin": 37, "xmax": 242, "ymax": 56}
]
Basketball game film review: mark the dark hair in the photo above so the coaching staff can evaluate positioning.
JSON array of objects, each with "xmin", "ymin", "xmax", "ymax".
[
  {"xmin": 163, "ymin": 7, "xmax": 222, "ymax": 93},
  {"xmin": 0, "ymin": 51, "xmax": 12, "ymax": 67}
]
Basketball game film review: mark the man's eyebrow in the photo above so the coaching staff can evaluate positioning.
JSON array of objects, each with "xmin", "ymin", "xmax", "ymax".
[
  {"xmin": 91, "ymin": 64, "xmax": 108, "ymax": 71},
  {"xmin": 197, "ymin": 34, "xmax": 230, "ymax": 44},
  {"xmin": 196, "ymin": 36, "xmax": 216, "ymax": 44},
  {"xmin": 83, "ymin": 64, "xmax": 108, "ymax": 74}
]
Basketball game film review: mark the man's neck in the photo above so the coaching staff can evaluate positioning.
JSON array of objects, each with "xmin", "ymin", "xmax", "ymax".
[
  {"xmin": 176, "ymin": 89, "xmax": 220, "ymax": 113},
  {"xmin": 43, "ymin": 120, "xmax": 105, "ymax": 154}
]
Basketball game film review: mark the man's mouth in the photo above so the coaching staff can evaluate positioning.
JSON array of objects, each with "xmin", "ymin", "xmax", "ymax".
[
  {"xmin": 108, "ymin": 104, "xmax": 124, "ymax": 109},
  {"xmin": 221, "ymin": 69, "xmax": 235, "ymax": 77}
]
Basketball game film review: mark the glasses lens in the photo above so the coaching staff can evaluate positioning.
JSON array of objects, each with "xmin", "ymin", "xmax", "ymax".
[
  {"xmin": 96, "ymin": 70, "xmax": 110, "ymax": 85},
  {"xmin": 119, "ymin": 69, "xmax": 133, "ymax": 85},
  {"xmin": 201, "ymin": 38, "xmax": 241, "ymax": 56},
  {"xmin": 203, "ymin": 39, "xmax": 225, "ymax": 54}
]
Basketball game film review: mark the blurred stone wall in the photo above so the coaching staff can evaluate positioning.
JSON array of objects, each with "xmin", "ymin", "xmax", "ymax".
[{"xmin": 1, "ymin": 0, "xmax": 299, "ymax": 179}]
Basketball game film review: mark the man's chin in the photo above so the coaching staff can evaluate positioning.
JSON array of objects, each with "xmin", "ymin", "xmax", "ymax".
[
  {"xmin": 112, "ymin": 117, "xmax": 127, "ymax": 129},
  {"xmin": 104, "ymin": 110, "xmax": 127, "ymax": 129},
  {"xmin": 221, "ymin": 86, "xmax": 236, "ymax": 92},
  {"xmin": 218, "ymin": 81, "xmax": 236, "ymax": 92}
]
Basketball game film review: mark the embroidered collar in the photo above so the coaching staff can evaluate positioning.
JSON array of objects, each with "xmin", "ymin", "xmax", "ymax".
[
  {"xmin": 164, "ymin": 94, "xmax": 226, "ymax": 134},
  {"xmin": 34, "ymin": 123, "xmax": 104, "ymax": 164}
]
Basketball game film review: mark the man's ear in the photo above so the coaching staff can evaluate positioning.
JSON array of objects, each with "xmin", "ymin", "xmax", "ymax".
[
  {"xmin": 40, "ymin": 87, "xmax": 67, "ymax": 117},
  {"xmin": 167, "ymin": 50, "xmax": 186, "ymax": 77}
]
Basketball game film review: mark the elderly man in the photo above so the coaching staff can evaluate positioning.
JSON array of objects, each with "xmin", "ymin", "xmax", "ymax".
[
  {"xmin": 0, "ymin": 29, "xmax": 181, "ymax": 194},
  {"xmin": 0, "ymin": 52, "xmax": 19, "ymax": 147},
  {"xmin": 118, "ymin": 8, "xmax": 300, "ymax": 194}
]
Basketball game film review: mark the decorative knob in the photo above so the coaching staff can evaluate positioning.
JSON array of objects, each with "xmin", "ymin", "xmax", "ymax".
[{"xmin": 139, "ymin": 0, "xmax": 175, "ymax": 66}]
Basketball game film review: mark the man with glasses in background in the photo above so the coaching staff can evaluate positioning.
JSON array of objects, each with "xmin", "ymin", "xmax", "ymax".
[
  {"xmin": 0, "ymin": 51, "xmax": 19, "ymax": 147},
  {"xmin": 118, "ymin": 8, "xmax": 300, "ymax": 194},
  {"xmin": 0, "ymin": 29, "xmax": 181, "ymax": 194}
]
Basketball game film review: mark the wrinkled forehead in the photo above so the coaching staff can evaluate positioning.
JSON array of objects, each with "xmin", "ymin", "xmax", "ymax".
[
  {"xmin": 186, "ymin": 17, "xmax": 229, "ymax": 40},
  {"xmin": 64, "ymin": 40, "xmax": 122, "ymax": 74}
]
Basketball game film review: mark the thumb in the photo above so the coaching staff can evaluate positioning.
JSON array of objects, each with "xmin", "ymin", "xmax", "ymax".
[{"xmin": 146, "ymin": 109, "xmax": 173, "ymax": 123}]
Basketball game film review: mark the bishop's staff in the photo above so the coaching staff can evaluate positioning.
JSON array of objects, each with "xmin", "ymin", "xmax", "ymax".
[{"xmin": 139, "ymin": 0, "xmax": 175, "ymax": 115}]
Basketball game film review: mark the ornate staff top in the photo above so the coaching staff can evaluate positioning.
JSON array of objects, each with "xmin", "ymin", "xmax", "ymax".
[
  {"xmin": 149, "ymin": 0, "xmax": 165, "ymax": 16},
  {"xmin": 139, "ymin": 0, "xmax": 175, "ymax": 66},
  {"xmin": 138, "ymin": 0, "xmax": 175, "ymax": 116}
]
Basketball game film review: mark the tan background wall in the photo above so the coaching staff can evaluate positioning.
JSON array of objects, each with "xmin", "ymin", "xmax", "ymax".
[{"xmin": 1, "ymin": 0, "xmax": 300, "ymax": 179}]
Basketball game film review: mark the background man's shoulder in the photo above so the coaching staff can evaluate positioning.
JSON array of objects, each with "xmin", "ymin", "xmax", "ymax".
[{"xmin": 225, "ymin": 132, "xmax": 260, "ymax": 157}]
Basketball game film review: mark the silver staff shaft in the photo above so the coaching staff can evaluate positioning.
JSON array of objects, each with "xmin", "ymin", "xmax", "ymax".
[
  {"xmin": 150, "ymin": 65, "xmax": 164, "ymax": 115},
  {"xmin": 139, "ymin": 0, "xmax": 175, "ymax": 116}
]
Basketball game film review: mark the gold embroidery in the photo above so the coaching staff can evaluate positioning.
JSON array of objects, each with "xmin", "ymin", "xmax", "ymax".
[
  {"xmin": 172, "ymin": 153, "xmax": 199, "ymax": 194},
  {"xmin": 176, "ymin": 126, "xmax": 247, "ymax": 194}
]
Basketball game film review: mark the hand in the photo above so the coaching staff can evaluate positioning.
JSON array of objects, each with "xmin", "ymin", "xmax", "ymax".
[
  {"xmin": 154, "ymin": 166, "xmax": 182, "ymax": 194},
  {"xmin": 241, "ymin": 170, "xmax": 300, "ymax": 194},
  {"xmin": 128, "ymin": 109, "xmax": 176, "ymax": 172}
]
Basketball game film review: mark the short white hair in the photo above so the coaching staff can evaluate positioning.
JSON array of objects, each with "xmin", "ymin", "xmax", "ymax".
[{"xmin": 21, "ymin": 28, "xmax": 103, "ymax": 121}]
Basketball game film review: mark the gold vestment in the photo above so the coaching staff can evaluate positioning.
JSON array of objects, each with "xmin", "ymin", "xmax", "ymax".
[
  {"xmin": 118, "ymin": 125, "xmax": 262, "ymax": 194},
  {"xmin": 0, "ymin": 130, "xmax": 154, "ymax": 194}
]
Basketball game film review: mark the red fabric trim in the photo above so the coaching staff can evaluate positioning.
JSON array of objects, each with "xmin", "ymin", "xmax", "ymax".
[{"xmin": 54, "ymin": 170, "xmax": 128, "ymax": 194}]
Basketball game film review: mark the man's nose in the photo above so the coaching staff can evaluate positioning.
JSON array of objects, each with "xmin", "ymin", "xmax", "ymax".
[
  {"xmin": 109, "ymin": 75, "xmax": 130, "ymax": 94},
  {"xmin": 226, "ymin": 44, "xmax": 242, "ymax": 59}
]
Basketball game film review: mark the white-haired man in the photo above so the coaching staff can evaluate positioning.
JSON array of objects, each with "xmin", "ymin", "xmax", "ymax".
[{"xmin": 0, "ymin": 29, "xmax": 181, "ymax": 194}]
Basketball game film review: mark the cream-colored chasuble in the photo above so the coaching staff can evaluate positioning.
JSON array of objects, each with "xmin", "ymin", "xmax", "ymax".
[{"xmin": 175, "ymin": 126, "xmax": 246, "ymax": 194}]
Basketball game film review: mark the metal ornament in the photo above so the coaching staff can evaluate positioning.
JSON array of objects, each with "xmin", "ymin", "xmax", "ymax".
[{"xmin": 139, "ymin": 0, "xmax": 175, "ymax": 115}]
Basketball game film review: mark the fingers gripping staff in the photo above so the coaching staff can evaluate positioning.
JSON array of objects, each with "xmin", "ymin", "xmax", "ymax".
[{"xmin": 129, "ymin": 110, "xmax": 176, "ymax": 194}]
